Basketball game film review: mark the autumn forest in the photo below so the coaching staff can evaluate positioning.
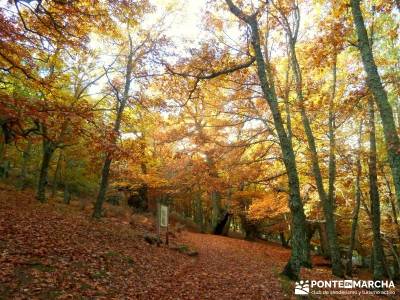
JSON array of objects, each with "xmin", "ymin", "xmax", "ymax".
[{"xmin": 0, "ymin": 0, "xmax": 400, "ymax": 299}]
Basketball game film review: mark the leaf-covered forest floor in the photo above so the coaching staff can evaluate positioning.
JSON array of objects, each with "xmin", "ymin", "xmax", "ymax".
[{"xmin": 0, "ymin": 185, "xmax": 397, "ymax": 299}]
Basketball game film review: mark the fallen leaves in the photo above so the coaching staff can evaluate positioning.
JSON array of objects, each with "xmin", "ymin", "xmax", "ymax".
[
  {"xmin": 0, "ymin": 187, "xmax": 396, "ymax": 299},
  {"xmin": 0, "ymin": 188, "xmax": 192, "ymax": 299}
]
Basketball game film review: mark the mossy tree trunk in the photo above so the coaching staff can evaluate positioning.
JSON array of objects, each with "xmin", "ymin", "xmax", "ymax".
[
  {"xmin": 37, "ymin": 136, "xmax": 55, "ymax": 203},
  {"xmin": 368, "ymin": 98, "xmax": 388, "ymax": 280},
  {"xmin": 351, "ymin": 0, "xmax": 400, "ymax": 209},
  {"xmin": 347, "ymin": 122, "xmax": 363, "ymax": 276},
  {"xmin": 225, "ymin": 0, "xmax": 310, "ymax": 280},
  {"xmin": 92, "ymin": 35, "xmax": 134, "ymax": 218},
  {"xmin": 18, "ymin": 140, "xmax": 31, "ymax": 190}
]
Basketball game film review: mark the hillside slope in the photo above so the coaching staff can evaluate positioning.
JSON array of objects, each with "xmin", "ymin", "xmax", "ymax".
[{"xmin": 0, "ymin": 186, "xmax": 394, "ymax": 299}]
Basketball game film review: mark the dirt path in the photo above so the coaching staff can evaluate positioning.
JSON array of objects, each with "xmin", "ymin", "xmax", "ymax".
[
  {"xmin": 159, "ymin": 232, "xmax": 292, "ymax": 299},
  {"xmin": 2, "ymin": 187, "xmax": 386, "ymax": 300}
]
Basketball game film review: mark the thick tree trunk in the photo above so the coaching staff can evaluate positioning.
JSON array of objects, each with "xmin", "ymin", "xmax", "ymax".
[
  {"xmin": 381, "ymin": 168, "xmax": 400, "ymax": 239},
  {"xmin": 205, "ymin": 153, "xmax": 222, "ymax": 228},
  {"xmin": 287, "ymin": 33, "xmax": 343, "ymax": 277},
  {"xmin": 194, "ymin": 188, "xmax": 204, "ymax": 232},
  {"xmin": 389, "ymin": 192, "xmax": 400, "ymax": 240},
  {"xmin": 211, "ymin": 191, "xmax": 222, "ymax": 227},
  {"xmin": 391, "ymin": 244, "xmax": 400, "ymax": 280},
  {"xmin": 63, "ymin": 157, "xmax": 71, "ymax": 204},
  {"xmin": 0, "ymin": 132, "xmax": 4, "ymax": 164},
  {"xmin": 37, "ymin": 138, "xmax": 55, "ymax": 203},
  {"xmin": 318, "ymin": 223, "xmax": 330, "ymax": 258},
  {"xmin": 280, "ymin": 232, "xmax": 288, "ymax": 247},
  {"xmin": 397, "ymin": 102, "xmax": 400, "ymax": 129},
  {"xmin": 51, "ymin": 150, "xmax": 63, "ymax": 197},
  {"xmin": 93, "ymin": 156, "xmax": 112, "ymax": 218},
  {"xmin": 0, "ymin": 139, "xmax": 10, "ymax": 179},
  {"xmin": 368, "ymin": 97, "xmax": 388, "ymax": 280},
  {"xmin": 92, "ymin": 38, "xmax": 134, "ymax": 218},
  {"xmin": 328, "ymin": 56, "xmax": 337, "ymax": 208},
  {"xmin": 225, "ymin": 0, "xmax": 310, "ymax": 280},
  {"xmin": 139, "ymin": 138, "xmax": 149, "ymax": 211},
  {"xmin": 18, "ymin": 140, "xmax": 31, "ymax": 190},
  {"xmin": 253, "ymin": 21, "xmax": 311, "ymax": 278},
  {"xmin": 240, "ymin": 215, "xmax": 258, "ymax": 240},
  {"xmin": 347, "ymin": 122, "xmax": 363, "ymax": 276},
  {"xmin": 283, "ymin": 51, "xmax": 293, "ymax": 141},
  {"xmin": 63, "ymin": 184, "xmax": 71, "ymax": 204},
  {"xmin": 351, "ymin": 0, "xmax": 400, "ymax": 208},
  {"xmin": 213, "ymin": 212, "xmax": 231, "ymax": 235}
]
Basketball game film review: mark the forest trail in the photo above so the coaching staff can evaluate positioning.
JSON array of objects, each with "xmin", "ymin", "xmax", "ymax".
[
  {"xmin": 160, "ymin": 232, "xmax": 290, "ymax": 299},
  {"xmin": 0, "ymin": 187, "xmax": 293, "ymax": 299},
  {"xmin": 0, "ymin": 187, "xmax": 385, "ymax": 300}
]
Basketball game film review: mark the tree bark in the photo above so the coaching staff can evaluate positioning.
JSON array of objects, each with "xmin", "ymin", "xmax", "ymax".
[
  {"xmin": 51, "ymin": 150, "xmax": 63, "ymax": 197},
  {"xmin": 0, "ymin": 139, "xmax": 10, "ymax": 179},
  {"xmin": 206, "ymin": 154, "xmax": 222, "ymax": 228},
  {"xmin": 285, "ymin": 20, "xmax": 343, "ymax": 277},
  {"xmin": 351, "ymin": 0, "xmax": 400, "ymax": 208},
  {"xmin": 37, "ymin": 137, "xmax": 55, "ymax": 203},
  {"xmin": 63, "ymin": 184, "xmax": 71, "ymax": 204},
  {"xmin": 92, "ymin": 35, "xmax": 134, "ymax": 218},
  {"xmin": 328, "ymin": 55, "xmax": 337, "ymax": 208},
  {"xmin": 280, "ymin": 232, "xmax": 288, "ymax": 247},
  {"xmin": 347, "ymin": 121, "xmax": 363, "ymax": 276},
  {"xmin": 283, "ymin": 51, "xmax": 293, "ymax": 142},
  {"xmin": 139, "ymin": 136, "xmax": 149, "ymax": 211},
  {"xmin": 194, "ymin": 187, "xmax": 204, "ymax": 232},
  {"xmin": 93, "ymin": 155, "xmax": 113, "ymax": 217},
  {"xmin": 318, "ymin": 223, "xmax": 330, "ymax": 258},
  {"xmin": 225, "ymin": 0, "xmax": 310, "ymax": 280},
  {"xmin": 368, "ymin": 97, "xmax": 388, "ymax": 280},
  {"xmin": 380, "ymin": 165, "xmax": 400, "ymax": 239},
  {"xmin": 18, "ymin": 140, "xmax": 31, "ymax": 190},
  {"xmin": 63, "ymin": 157, "xmax": 71, "ymax": 204}
]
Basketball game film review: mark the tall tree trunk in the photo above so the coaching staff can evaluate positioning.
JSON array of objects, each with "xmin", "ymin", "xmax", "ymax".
[
  {"xmin": 194, "ymin": 187, "xmax": 204, "ymax": 232},
  {"xmin": 350, "ymin": 0, "xmax": 400, "ymax": 208},
  {"xmin": 211, "ymin": 191, "xmax": 222, "ymax": 227},
  {"xmin": 347, "ymin": 121, "xmax": 363, "ymax": 276},
  {"xmin": 0, "ymin": 131, "xmax": 4, "ymax": 164},
  {"xmin": 93, "ymin": 155, "xmax": 113, "ymax": 218},
  {"xmin": 51, "ymin": 150, "xmax": 63, "ymax": 197},
  {"xmin": 283, "ymin": 45, "xmax": 293, "ymax": 142},
  {"xmin": 37, "ymin": 137, "xmax": 55, "ymax": 203},
  {"xmin": 280, "ymin": 232, "xmax": 288, "ymax": 247},
  {"xmin": 63, "ymin": 157, "xmax": 71, "ymax": 204},
  {"xmin": 206, "ymin": 154, "xmax": 222, "ymax": 228},
  {"xmin": 225, "ymin": 0, "xmax": 310, "ymax": 280},
  {"xmin": 63, "ymin": 184, "xmax": 71, "ymax": 204},
  {"xmin": 92, "ymin": 37, "xmax": 134, "ymax": 218},
  {"xmin": 397, "ymin": 101, "xmax": 400, "ymax": 129},
  {"xmin": 139, "ymin": 136, "xmax": 148, "ymax": 211},
  {"xmin": 0, "ymin": 138, "xmax": 10, "ymax": 179},
  {"xmin": 287, "ymin": 29, "xmax": 343, "ymax": 277},
  {"xmin": 368, "ymin": 97, "xmax": 388, "ymax": 280},
  {"xmin": 318, "ymin": 223, "xmax": 330, "ymax": 257},
  {"xmin": 391, "ymin": 244, "xmax": 400, "ymax": 280},
  {"xmin": 18, "ymin": 140, "xmax": 31, "ymax": 190},
  {"xmin": 328, "ymin": 55, "xmax": 337, "ymax": 208}
]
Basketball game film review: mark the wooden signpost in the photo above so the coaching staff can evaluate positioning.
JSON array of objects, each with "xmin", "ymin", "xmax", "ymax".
[
  {"xmin": 157, "ymin": 200, "xmax": 169, "ymax": 245},
  {"xmin": 160, "ymin": 204, "xmax": 169, "ymax": 245}
]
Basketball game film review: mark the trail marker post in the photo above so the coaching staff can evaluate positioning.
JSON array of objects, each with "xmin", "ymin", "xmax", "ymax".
[{"xmin": 160, "ymin": 204, "xmax": 169, "ymax": 245}]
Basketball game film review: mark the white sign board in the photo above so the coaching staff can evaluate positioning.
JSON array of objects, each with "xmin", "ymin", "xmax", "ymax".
[{"xmin": 160, "ymin": 205, "xmax": 168, "ymax": 228}]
